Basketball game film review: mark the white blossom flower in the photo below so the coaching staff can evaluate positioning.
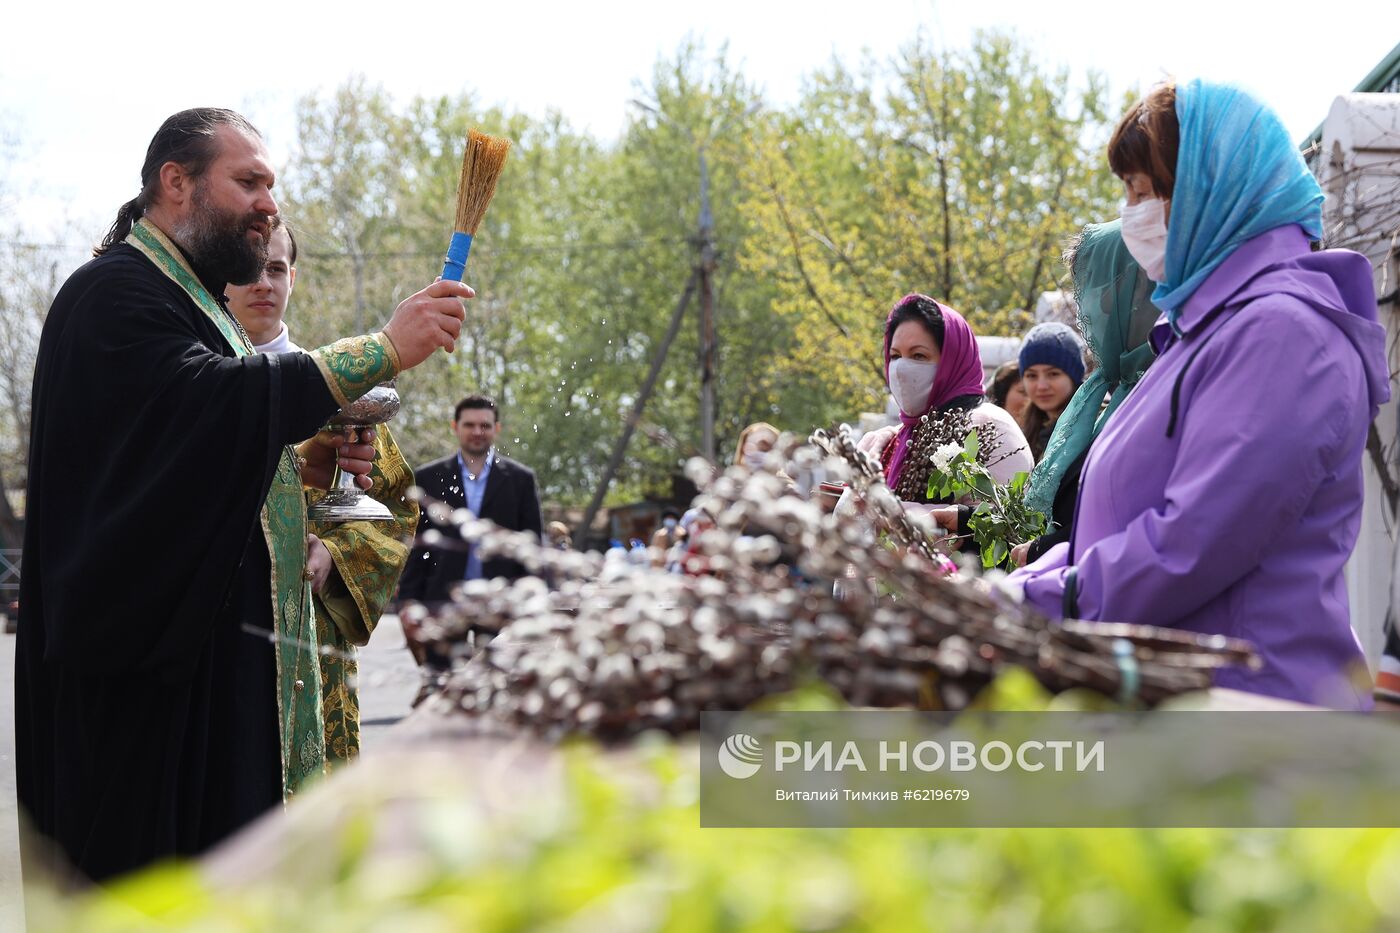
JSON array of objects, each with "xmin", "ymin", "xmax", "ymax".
[{"xmin": 931, "ymin": 443, "xmax": 964, "ymax": 473}]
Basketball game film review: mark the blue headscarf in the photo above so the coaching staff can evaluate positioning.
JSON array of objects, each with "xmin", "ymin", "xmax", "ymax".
[{"xmin": 1153, "ymin": 79, "xmax": 1324, "ymax": 323}]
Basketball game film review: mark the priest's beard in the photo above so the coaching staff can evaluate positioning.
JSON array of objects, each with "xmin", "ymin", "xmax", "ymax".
[{"xmin": 171, "ymin": 183, "xmax": 270, "ymax": 286}]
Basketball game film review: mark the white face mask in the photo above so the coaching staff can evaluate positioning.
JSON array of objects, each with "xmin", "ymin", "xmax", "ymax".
[
  {"xmin": 888, "ymin": 358, "xmax": 939, "ymax": 416},
  {"xmin": 1120, "ymin": 198, "xmax": 1169, "ymax": 282},
  {"xmin": 743, "ymin": 451, "xmax": 767, "ymax": 470}
]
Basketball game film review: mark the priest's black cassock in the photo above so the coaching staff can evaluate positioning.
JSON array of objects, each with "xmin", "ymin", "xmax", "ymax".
[{"xmin": 16, "ymin": 241, "xmax": 338, "ymax": 881}]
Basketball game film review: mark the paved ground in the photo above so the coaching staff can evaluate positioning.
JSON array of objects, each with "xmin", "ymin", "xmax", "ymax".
[
  {"xmin": 0, "ymin": 615, "xmax": 419, "ymax": 930},
  {"xmin": 356, "ymin": 613, "xmax": 425, "ymax": 750},
  {"xmin": 0, "ymin": 631, "xmax": 23, "ymax": 932}
]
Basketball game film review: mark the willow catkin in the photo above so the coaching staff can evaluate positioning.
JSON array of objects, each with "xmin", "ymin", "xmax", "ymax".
[{"xmin": 403, "ymin": 431, "xmax": 1256, "ymax": 739}]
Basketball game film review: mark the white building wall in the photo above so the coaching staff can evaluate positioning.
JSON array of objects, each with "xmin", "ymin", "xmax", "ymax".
[{"xmin": 1316, "ymin": 93, "xmax": 1400, "ymax": 668}]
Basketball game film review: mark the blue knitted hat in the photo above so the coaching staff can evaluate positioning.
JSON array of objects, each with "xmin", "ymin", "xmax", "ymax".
[{"xmin": 1018, "ymin": 322, "xmax": 1086, "ymax": 386}]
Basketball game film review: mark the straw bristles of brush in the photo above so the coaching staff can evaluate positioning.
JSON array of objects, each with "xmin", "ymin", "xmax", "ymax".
[{"xmin": 453, "ymin": 130, "xmax": 512, "ymax": 234}]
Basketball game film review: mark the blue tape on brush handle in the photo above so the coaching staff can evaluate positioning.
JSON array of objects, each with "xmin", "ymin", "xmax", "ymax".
[{"xmin": 440, "ymin": 231, "xmax": 474, "ymax": 282}]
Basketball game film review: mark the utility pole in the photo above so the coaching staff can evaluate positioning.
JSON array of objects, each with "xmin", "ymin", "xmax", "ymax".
[
  {"xmin": 695, "ymin": 146, "xmax": 718, "ymax": 464},
  {"xmin": 577, "ymin": 273, "xmax": 699, "ymax": 546},
  {"xmin": 575, "ymin": 98, "xmax": 752, "ymax": 544},
  {"xmin": 630, "ymin": 97, "xmax": 747, "ymax": 465}
]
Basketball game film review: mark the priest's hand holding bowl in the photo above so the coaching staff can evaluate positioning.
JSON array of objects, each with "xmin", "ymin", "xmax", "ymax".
[{"xmin": 299, "ymin": 427, "xmax": 378, "ymax": 491}]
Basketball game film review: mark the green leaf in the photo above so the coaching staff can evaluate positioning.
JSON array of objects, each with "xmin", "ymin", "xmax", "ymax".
[
  {"xmin": 751, "ymin": 679, "xmax": 849, "ymax": 712},
  {"xmin": 963, "ymin": 428, "xmax": 980, "ymax": 460}
]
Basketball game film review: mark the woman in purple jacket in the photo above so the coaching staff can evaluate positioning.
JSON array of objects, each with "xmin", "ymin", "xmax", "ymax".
[{"xmin": 1009, "ymin": 79, "xmax": 1390, "ymax": 709}]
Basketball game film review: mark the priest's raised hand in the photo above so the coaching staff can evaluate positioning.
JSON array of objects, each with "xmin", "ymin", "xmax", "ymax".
[{"xmin": 381, "ymin": 278, "xmax": 473, "ymax": 367}]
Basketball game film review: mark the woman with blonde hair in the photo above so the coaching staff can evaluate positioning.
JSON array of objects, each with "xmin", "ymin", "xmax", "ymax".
[{"xmin": 734, "ymin": 421, "xmax": 780, "ymax": 469}]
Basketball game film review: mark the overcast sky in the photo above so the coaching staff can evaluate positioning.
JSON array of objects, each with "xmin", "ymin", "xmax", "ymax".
[{"xmin": 3, "ymin": 0, "xmax": 1396, "ymax": 243}]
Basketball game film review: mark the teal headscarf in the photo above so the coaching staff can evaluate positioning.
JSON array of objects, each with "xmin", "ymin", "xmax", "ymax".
[
  {"xmin": 1025, "ymin": 221, "xmax": 1159, "ymax": 520},
  {"xmin": 1153, "ymin": 79, "xmax": 1324, "ymax": 323}
]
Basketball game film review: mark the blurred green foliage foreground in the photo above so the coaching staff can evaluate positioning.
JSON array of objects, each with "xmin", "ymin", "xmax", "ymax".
[{"xmin": 29, "ymin": 674, "xmax": 1400, "ymax": 932}]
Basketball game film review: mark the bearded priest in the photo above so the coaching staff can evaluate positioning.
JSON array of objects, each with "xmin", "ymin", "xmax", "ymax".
[{"xmin": 16, "ymin": 108, "xmax": 471, "ymax": 883}]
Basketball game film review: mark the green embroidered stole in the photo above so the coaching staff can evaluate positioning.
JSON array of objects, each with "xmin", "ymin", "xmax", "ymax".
[
  {"xmin": 126, "ymin": 220, "xmax": 325, "ymax": 797},
  {"xmin": 309, "ymin": 424, "xmax": 419, "ymax": 766},
  {"xmin": 126, "ymin": 220, "xmax": 403, "ymax": 794}
]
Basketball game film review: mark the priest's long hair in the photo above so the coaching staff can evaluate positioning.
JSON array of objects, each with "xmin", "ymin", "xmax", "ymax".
[{"xmin": 95, "ymin": 108, "xmax": 261, "ymax": 257}]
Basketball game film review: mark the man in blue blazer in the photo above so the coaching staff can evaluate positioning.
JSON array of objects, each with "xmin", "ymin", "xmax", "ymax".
[{"xmin": 398, "ymin": 394, "xmax": 543, "ymax": 605}]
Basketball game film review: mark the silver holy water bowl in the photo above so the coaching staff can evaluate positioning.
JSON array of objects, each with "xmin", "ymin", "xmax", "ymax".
[{"xmin": 306, "ymin": 381, "xmax": 401, "ymax": 523}]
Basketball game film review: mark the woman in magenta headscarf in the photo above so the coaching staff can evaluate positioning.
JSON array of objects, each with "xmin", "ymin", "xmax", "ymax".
[{"xmin": 858, "ymin": 294, "xmax": 1033, "ymax": 502}]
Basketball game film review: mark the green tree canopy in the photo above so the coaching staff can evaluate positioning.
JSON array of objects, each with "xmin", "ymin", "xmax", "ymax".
[{"xmin": 0, "ymin": 31, "xmax": 1121, "ymax": 514}]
